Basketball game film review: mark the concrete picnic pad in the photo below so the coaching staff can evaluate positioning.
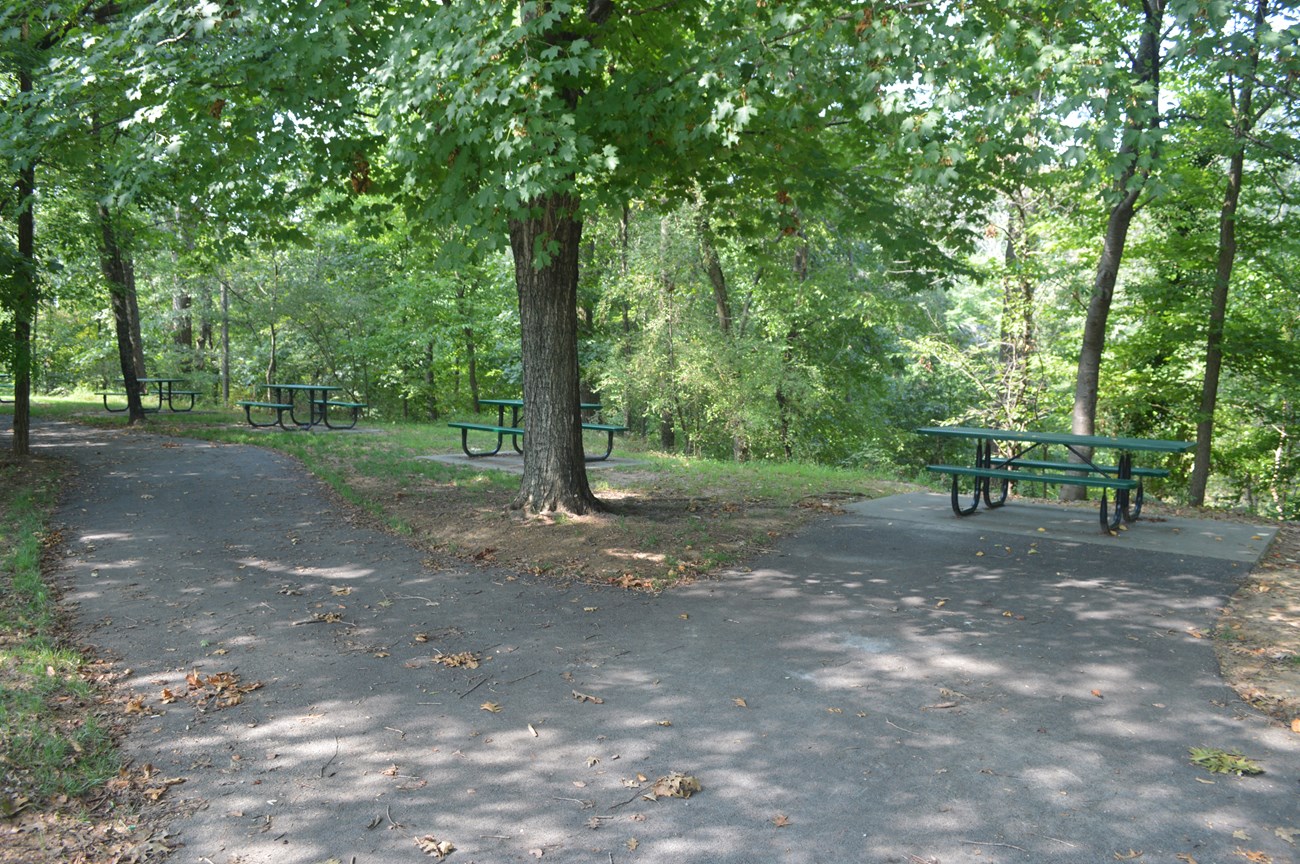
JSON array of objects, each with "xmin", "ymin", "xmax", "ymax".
[{"xmin": 17, "ymin": 420, "xmax": 1300, "ymax": 863}]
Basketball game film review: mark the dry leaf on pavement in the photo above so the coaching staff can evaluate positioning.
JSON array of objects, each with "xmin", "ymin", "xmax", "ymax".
[
  {"xmin": 415, "ymin": 835, "xmax": 455, "ymax": 858},
  {"xmin": 650, "ymin": 772, "xmax": 701, "ymax": 799}
]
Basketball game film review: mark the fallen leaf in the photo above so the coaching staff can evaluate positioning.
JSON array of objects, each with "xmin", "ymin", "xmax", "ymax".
[
  {"xmin": 587, "ymin": 756, "xmax": 600, "ymax": 767},
  {"xmin": 1091, "ymin": 690, "xmax": 1104, "ymax": 699},
  {"xmin": 1113, "ymin": 851, "xmax": 1143, "ymax": 860},
  {"xmin": 529, "ymin": 849, "xmax": 544, "ymax": 858},
  {"xmin": 572, "ymin": 690, "xmax": 604, "ymax": 704},
  {"xmin": 1175, "ymin": 855, "xmax": 1198, "ymax": 864},
  {"xmin": 772, "ymin": 813, "xmax": 791, "ymax": 827},
  {"xmin": 1234, "ymin": 830, "xmax": 1252, "ymax": 840},
  {"xmin": 583, "ymin": 607, "xmax": 598, "ymax": 612},
  {"xmin": 330, "ymin": 586, "xmax": 353, "ymax": 596},
  {"xmin": 651, "ymin": 772, "xmax": 701, "ymax": 799},
  {"xmin": 125, "ymin": 695, "xmax": 146, "ymax": 714},
  {"xmin": 678, "ymin": 613, "xmax": 689, "ymax": 620},
  {"xmin": 656, "ymin": 719, "xmax": 672, "ymax": 727},
  {"xmin": 480, "ymin": 701, "xmax": 502, "ymax": 713},
  {"xmin": 1235, "ymin": 851, "xmax": 1271, "ymax": 863},
  {"xmin": 414, "ymin": 633, "xmax": 429, "ymax": 643},
  {"xmin": 975, "ymin": 551, "xmax": 985, "ymax": 557},
  {"xmin": 733, "ymin": 697, "xmax": 749, "ymax": 708},
  {"xmin": 414, "ymin": 835, "xmax": 455, "ymax": 858},
  {"xmin": 434, "ymin": 651, "xmax": 480, "ymax": 669},
  {"xmin": 626, "ymin": 838, "xmax": 639, "ymax": 851},
  {"xmin": 1276, "ymin": 827, "xmax": 1298, "ymax": 845},
  {"xmin": 1291, "ymin": 718, "xmax": 1300, "ymax": 734}
]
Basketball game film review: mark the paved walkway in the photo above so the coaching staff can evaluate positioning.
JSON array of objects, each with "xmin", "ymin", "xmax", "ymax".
[{"xmin": 18, "ymin": 421, "xmax": 1300, "ymax": 863}]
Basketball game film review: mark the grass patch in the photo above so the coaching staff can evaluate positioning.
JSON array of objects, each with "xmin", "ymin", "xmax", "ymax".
[{"xmin": 0, "ymin": 455, "xmax": 122, "ymax": 809}]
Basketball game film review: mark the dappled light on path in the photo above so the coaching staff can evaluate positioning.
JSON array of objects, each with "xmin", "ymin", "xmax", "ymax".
[{"xmin": 26, "ymin": 420, "xmax": 1299, "ymax": 864}]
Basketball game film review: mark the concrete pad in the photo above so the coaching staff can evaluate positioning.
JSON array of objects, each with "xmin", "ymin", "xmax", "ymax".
[
  {"xmin": 420, "ymin": 452, "xmax": 641, "ymax": 473},
  {"xmin": 850, "ymin": 491, "xmax": 1277, "ymax": 564}
]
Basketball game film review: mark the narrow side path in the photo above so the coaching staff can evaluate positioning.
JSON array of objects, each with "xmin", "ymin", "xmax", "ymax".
[{"xmin": 20, "ymin": 420, "xmax": 1300, "ymax": 864}]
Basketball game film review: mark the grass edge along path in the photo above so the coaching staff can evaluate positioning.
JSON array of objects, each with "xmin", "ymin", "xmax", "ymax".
[{"xmin": 0, "ymin": 455, "xmax": 174, "ymax": 864}]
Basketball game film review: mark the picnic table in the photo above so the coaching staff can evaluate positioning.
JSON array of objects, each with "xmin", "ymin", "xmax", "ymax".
[
  {"xmin": 916, "ymin": 426, "xmax": 1194, "ymax": 532},
  {"xmin": 98, "ymin": 377, "xmax": 199, "ymax": 413},
  {"xmin": 449, "ymin": 397, "xmax": 627, "ymax": 461},
  {"xmin": 236, "ymin": 384, "xmax": 366, "ymax": 430}
]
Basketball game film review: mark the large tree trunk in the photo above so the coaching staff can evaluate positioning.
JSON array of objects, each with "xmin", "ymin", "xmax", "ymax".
[
  {"xmin": 1188, "ymin": 0, "xmax": 1264, "ymax": 506},
  {"xmin": 1065, "ymin": 0, "xmax": 1163, "ymax": 497},
  {"xmin": 508, "ymin": 193, "xmax": 600, "ymax": 514},
  {"xmin": 97, "ymin": 203, "xmax": 147, "ymax": 424}
]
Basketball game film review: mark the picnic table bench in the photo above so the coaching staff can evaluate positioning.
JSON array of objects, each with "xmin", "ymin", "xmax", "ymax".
[
  {"xmin": 449, "ymin": 398, "xmax": 626, "ymax": 461},
  {"xmin": 916, "ymin": 426, "xmax": 1193, "ymax": 532}
]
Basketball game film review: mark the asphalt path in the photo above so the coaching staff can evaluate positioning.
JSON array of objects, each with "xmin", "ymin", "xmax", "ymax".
[{"xmin": 15, "ymin": 420, "xmax": 1300, "ymax": 864}]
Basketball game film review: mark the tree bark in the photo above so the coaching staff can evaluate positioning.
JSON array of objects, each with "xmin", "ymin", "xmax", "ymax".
[
  {"xmin": 1188, "ymin": 0, "xmax": 1264, "ymax": 506},
  {"xmin": 97, "ymin": 203, "xmax": 147, "ymax": 424},
  {"xmin": 508, "ymin": 193, "xmax": 600, "ymax": 514},
  {"xmin": 1065, "ymin": 0, "xmax": 1164, "ymax": 497}
]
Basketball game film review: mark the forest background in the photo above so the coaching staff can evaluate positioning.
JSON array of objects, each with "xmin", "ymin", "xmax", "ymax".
[{"xmin": 3, "ymin": 0, "xmax": 1300, "ymax": 518}]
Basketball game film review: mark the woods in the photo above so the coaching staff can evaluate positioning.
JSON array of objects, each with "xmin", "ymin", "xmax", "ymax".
[{"xmin": 2, "ymin": 0, "xmax": 1298, "ymax": 516}]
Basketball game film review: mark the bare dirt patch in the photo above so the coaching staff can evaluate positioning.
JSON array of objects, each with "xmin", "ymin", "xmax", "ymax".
[{"xmin": 1214, "ymin": 522, "xmax": 1300, "ymax": 728}]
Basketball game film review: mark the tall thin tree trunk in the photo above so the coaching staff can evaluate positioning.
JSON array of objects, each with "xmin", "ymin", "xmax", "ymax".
[
  {"xmin": 1000, "ymin": 197, "xmax": 1035, "ymax": 428},
  {"xmin": 508, "ymin": 193, "xmax": 599, "ymax": 514},
  {"xmin": 10, "ymin": 27, "xmax": 35, "ymax": 456},
  {"xmin": 97, "ymin": 203, "xmax": 146, "ymax": 424},
  {"xmin": 1065, "ymin": 0, "xmax": 1164, "ymax": 497},
  {"xmin": 220, "ymin": 279, "xmax": 230, "ymax": 403},
  {"xmin": 1188, "ymin": 0, "xmax": 1265, "ymax": 505}
]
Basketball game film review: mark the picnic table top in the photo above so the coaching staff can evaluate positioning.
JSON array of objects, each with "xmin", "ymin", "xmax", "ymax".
[
  {"xmin": 915, "ymin": 425, "xmax": 1195, "ymax": 454},
  {"xmin": 138, "ymin": 377, "xmax": 186, "ymax": 384}
]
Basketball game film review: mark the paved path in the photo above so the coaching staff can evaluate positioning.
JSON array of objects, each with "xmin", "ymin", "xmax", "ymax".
[{"xmin": 20, "ymin": 421, "xmax": 1300, "ymax": 863}]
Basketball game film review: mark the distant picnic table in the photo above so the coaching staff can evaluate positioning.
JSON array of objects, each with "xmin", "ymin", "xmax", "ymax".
[
  {"xmin": 237, "ymin": 383, "xmax": 366, "ymax": 430},
  {"xmin": 98, "ymin": 377, "xmax": 199, "ymax": 413},
  {"xmin": 916, "ymin": 426, "xmax": 1194, "ymax": 532},
  {"xmin": 449, "ymin": 397, "xmax": 627, "ymax": 461}
]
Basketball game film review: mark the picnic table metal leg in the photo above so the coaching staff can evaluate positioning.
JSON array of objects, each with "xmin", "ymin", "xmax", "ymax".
[
  {"xmin": 1099, "ymin": 489, "xmax": 1123, "ymax": 533},
  {"xmin": 981, "ymin": 440, "xmax": 1009, "ymax": 508},
  {"xmin": 459, "ymin": 427, "xmax": 505, "ymax": 457},
  {"xmin": 1117, "ymin": 453, "xmax": 1144, "ymax": 521}
]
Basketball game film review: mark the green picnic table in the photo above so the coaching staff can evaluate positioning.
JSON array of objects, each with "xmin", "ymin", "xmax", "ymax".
[
  {"xmin": 449, "ymin": 398, "xmax": 626, "ymax": 461},
  {"xmin": 916, "ymin": 426, "xmax": 1194, "ymax": 532}
]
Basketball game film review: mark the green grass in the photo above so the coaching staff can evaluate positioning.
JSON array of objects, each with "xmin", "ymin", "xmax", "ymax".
[{"xmin": 0, "ymin": 455, "xmax": 122, "ymax": 806}]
